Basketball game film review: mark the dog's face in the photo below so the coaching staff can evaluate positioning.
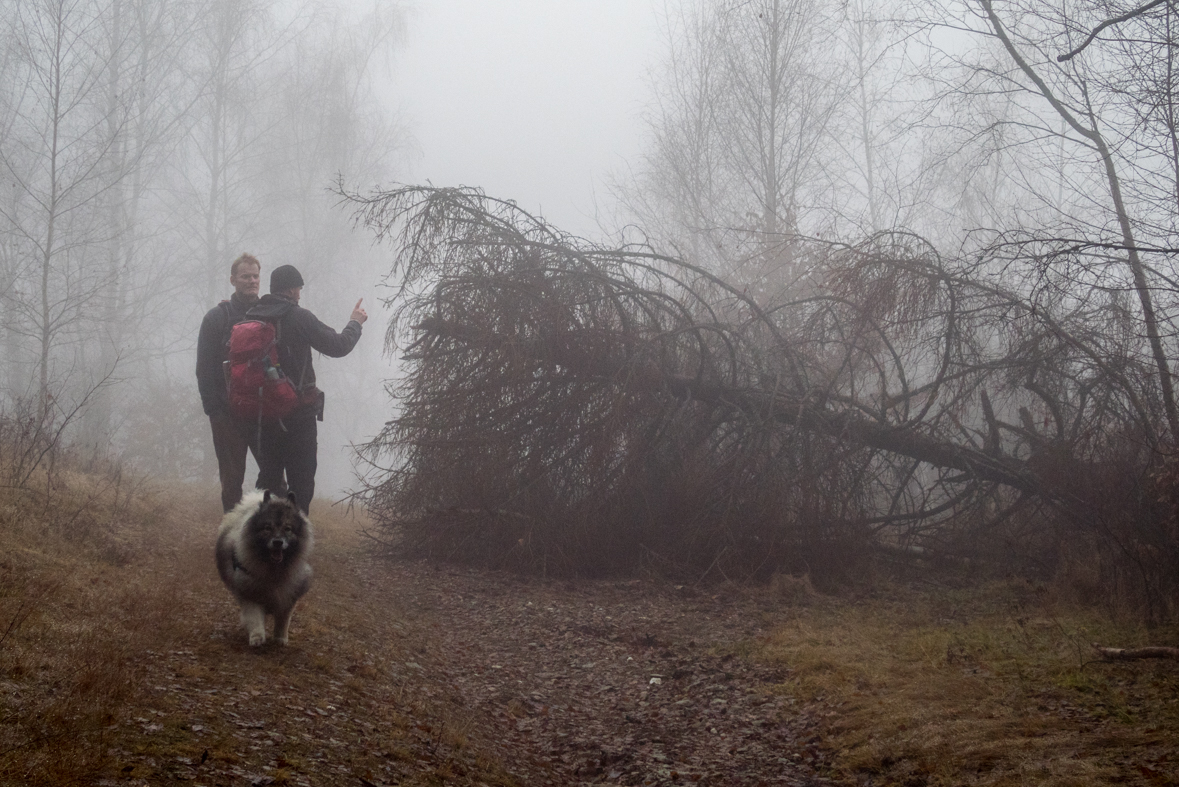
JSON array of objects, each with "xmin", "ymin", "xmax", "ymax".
[{"xmin": 247, "ymin": 491, "xmax": 307, "ymax": 565}]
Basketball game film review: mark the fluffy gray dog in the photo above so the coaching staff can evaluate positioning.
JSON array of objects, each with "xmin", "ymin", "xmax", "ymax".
[{"xmin": 216, "ymin": 489, "xmax": 313, "ymax": 646}]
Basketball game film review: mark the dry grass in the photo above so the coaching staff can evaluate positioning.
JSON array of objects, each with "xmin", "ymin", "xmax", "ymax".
[
  {"xmin": 0, "ymin": 459, "xmax": 522, "ymax": 787},
  {"xmin": 5, "ymin": 448, "xmax": 1178, "ymax": 786},
  {"xmin": 754, "ymin": 579, "xmax": 1179, "ymax": 786},
  {"xmin": 0, "ymin": 463, "xmax": 189, "ymax": 785}
]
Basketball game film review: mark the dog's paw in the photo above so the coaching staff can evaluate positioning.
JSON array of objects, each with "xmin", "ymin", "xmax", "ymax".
[
  {"xmin": 275, "ymin": 635, "xmax": 289, "ymax": 646},
  {"xmin": 248, "ymin": 632, "xmax": 266, "ymax": 646}
]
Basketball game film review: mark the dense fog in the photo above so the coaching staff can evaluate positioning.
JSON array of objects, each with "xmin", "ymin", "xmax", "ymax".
[
  {"xmin": 0, "ymin": 0, "xmax": 404, "ymax": 495},
  {"xmin": 3, "ymin": 0, "xmax": 1179, "ymax": 609}
]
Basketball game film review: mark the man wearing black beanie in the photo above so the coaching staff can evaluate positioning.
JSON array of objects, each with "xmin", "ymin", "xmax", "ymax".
[{"xmin": 245, "ymin": 264, "xmax": 368, "ymax": 514}]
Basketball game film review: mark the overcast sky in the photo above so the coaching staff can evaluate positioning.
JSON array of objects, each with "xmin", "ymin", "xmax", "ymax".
[{"xmin": 387, "ymin": 0, "xmax": 662, "ymax": 239}]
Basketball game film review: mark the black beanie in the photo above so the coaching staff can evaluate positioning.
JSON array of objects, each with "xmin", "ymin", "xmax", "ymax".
[{"xmin": 270, "ymin": 264, "xmax": 304, "ymax": 293}]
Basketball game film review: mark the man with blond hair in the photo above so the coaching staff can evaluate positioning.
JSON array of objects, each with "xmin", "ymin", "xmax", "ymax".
[{"xmin": 197, "ymin": 253, "xmax": 263, "ymax": 512}]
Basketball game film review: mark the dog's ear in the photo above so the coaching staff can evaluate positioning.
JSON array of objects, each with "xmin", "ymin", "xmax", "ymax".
[
  {"xmin": 287, "ymin": 491, "xmax": 298, "ymax": 508},
  {"xmin": 262, "ymin": 489, "xmax": 271, "ymax": 505}
]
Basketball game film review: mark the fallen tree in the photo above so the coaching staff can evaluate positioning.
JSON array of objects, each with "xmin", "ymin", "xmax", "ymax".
[{"xmin": 344, "ymin": 185, "xmax": 1178, "ymax": 618}]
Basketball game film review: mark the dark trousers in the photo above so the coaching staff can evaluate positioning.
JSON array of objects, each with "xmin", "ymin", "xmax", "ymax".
[
  {"xmin": 256, "ymin": 414, "xmax": 317, "ymax": 515},
  {"xmin": 209, "ymin": 414, "xmax": 260, "ymax": 513}
]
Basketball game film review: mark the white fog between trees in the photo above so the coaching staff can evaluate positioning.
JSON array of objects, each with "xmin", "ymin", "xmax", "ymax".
[
  {"xmin": 3, "ymin": 1, "xmax": 1179, "ymax": 619},
  {"xmin": 0, "ymin": 0, "xmax": 404, "ymax": 493}
]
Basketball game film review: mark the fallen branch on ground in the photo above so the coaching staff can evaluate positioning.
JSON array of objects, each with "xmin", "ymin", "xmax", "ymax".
[{"xmin": 1092, "ymin": 644, "xmax": 1179, "ymax": 660}]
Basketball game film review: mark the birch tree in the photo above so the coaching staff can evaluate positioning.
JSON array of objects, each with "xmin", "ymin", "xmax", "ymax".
[
  {"xmin": 0, "ymin": 0, "xmax": 125, "ymax": 419},
  {"xmin": 180, "ymin": 0, "xmax": 276, "ymax": 307},
  {"xmin": 619, "ymin": 0, "xmax": 841, "ymax": 295},
  {"xmin": 80, "ymin": 0, "xmax": 201, "ymax": 444}
]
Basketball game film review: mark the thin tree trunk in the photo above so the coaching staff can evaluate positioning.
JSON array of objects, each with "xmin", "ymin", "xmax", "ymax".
[
  {"xmin": 39, "ymin": 11, "xmax": 65, "ymax": 424},
  {"xmin": 853, "ymin": 13, "xmax": 878, "ymax": 231},
  {"xmin": 89, "ymin": 0, "xmax": 125, "ymax": 445},
  {"xmin": 205, "ymin": 101, "xmax": 221, "ymax": 303},
  {"xmin": 981, "ymin": 0, "xmax": 1179, "ymax": 440}
]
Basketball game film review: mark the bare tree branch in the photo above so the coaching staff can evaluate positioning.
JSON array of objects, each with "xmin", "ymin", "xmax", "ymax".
[
  {"xmin": 1057, "ymin": 0, "xmax": 1169, "ymax": 62},
  {"xmin": 980, "ymin": 0, "xmax": 1179, "ymax": 440},
  {"xmin": 340, "ymin": 184, "xmax": 1179, "ymax": 587}
]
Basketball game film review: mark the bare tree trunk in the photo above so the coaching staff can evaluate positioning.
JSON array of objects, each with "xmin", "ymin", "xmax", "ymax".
[
  {"xmin": 411, "ymin": 314, "xmax": 1042, "ymax": 495},
  {"xmin": 87, "ymin": 0, "xmax": 125, "ymax": 446},
  {"xmin": 980, "ymin": 0, "xmax": 1179, "ymax": 441},
  {"xmin": 38, "ymin": 12, "xmax": 64, "ymax": 424},
  {"xmin": 850, "ymin": 6, "xmax": 878, "ymax": 231},
  {"xmin": 204, "ymin": 87, "xmax": 222, "ymax": 304},
  {"xmin": 1101, "ymin": 139, "xmax": 1179, "ymax": 440}
]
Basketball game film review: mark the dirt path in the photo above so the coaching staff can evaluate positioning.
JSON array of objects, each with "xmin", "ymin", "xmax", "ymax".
[{"xmin": 102, "ymin": 506, "xmax": 835, "ymax": 787}]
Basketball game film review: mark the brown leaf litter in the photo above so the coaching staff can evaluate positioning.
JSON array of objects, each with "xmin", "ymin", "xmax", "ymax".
[{"xmin": 3, "ymin": 499, "xmax": 835, "ymax": 787}]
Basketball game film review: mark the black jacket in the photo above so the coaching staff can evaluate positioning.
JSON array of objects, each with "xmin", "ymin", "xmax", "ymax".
[
  {"xmin": 196, "ymin": 292, "xmax": 258, "ymax": 416},
  {"xmin": 245, "ymin": 294, "xmax": 363, "ymax": 414}
]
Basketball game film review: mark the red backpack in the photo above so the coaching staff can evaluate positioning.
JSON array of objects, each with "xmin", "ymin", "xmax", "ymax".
[{"xmin": 223, "ymin": 319, "xmax": 300, "ymax": 421}]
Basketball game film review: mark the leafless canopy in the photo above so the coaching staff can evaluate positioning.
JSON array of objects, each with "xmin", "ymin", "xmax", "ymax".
[
  {"xmin": 345, "ymin": 185, "xmax": 1176, "ymax": 603},
  {"xmin": 1056, "ymin": 0, "xmax": 1170, "ymax": 61}
]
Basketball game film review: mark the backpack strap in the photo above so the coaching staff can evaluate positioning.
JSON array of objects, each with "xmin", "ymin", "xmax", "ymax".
[
  {"xmin": 220, "ymin": 300, "xmax": 233, "ymax": 348},
  {"xmin": 270, "ymin": 313, "xmax": 310, "ymax": 392},
  {"xmin": 295, "ymin": 354, "xmax": 309, "ymax": 392}
]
